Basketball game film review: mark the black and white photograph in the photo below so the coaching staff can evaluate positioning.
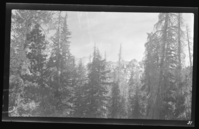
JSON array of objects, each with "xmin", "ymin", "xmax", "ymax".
[{"xmin": 9, "ymin": 9, "xmax": 194, "ymax": 120}]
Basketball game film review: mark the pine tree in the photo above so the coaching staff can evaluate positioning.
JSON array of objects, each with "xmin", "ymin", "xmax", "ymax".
[
  {"xmin": 58, "ymin": 12, "xmax": 74, "ymax": 116},
  {"xmin": 144, "ymin": 13, "xmax": 185, "ymax": 119},
  {"xmin": 128, "ymin": 61, "xmax": 143, "ymax": 119},
  {"xmin": 117, "ymin": 44, "xmax": 127, "ymax": 118},
  {"xmin": 72, "ymin": 60, "xmax": 88, "ymax": 117},
  {"xmin": 142, "ymin": 13, "xmax": 191, "ymax": 120},
  {"xmin": 127, "ymin": 70, "xmax": 134, "ymax": 118},
  {"xmin": 111, "ymin": 81, "xmax": 122, "ymax": 118},
  {"xmin": 179, "ymin": 67, "xmax": 192, "ymax": 120},
  {"xmin": 110, "ymin": 44, "xmax": 126, "ymax": 118},
  {"xmin": 24, "ymin": 23, "xmax": 47, "ymax": 80},
  {"xmin": 45, "ymin": 11, "xmax": 72, "ymax": 116},
  {"xmin": 171, "ymin": 13, "xmax": 187, "ymax": 120},
  {"xmin": 9, "ymin": 10, "xmax": 53, "ymax": 116},
  {"xmin": 152, "ymin": 13, "xmax": 179, "ymax": 119},
  {"xmin": 21, "ymin": 23, "xmax": 49, "ymax": 116},
  {"xmin": 132, "ymin": 87, "xmax": 141, "ymax": 119},
  {"xmin": 85, "ymin": 46, "xmax": 110, "ymax": 118},
  {"xmin": 143, "ymin": 32, "xmax": 160, "ymax": 119},
  {"xmin": 99, "ymin": 55, "xmax": 112, "ymax": 118},
  {"xmin": 44, "ymin": 12, "xmax": 62, "ymax": 115},
  {"xmin": 172, "ymin": 15, "xmax": 192, "ymax": 120}
]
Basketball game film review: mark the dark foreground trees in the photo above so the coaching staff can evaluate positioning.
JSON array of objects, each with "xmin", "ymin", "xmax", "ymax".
[{"xmin": 142, "ymin": 13, "xmax": 192, "ymax": 120}]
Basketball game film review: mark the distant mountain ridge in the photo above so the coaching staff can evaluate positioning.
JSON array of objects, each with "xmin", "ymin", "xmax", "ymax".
[{"xmin": 75, "ymin": 56, "xmax": 141, "ymax": 70}]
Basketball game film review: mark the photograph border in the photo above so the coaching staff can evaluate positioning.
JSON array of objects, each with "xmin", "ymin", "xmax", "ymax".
[{"xmin": 3, "ymin": 3, "xmax": 198, "ymax": 127}]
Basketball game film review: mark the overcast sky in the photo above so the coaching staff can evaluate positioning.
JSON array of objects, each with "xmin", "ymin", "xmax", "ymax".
[{"xmin": 66, "ymin": 12, "xmax": 194, "ymax": 64}]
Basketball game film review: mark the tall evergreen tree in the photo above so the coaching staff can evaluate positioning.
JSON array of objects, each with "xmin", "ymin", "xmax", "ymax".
[
  {"xmin": 128, "ymin": 61, "xmax": 144, "ymax": 119},
  {"xmin": 45, "ymin": 11, "xmax": 72, "ymax": 116},
  {"xmin": 142, "ymin": 13, "xmax": 192, "ymax": 120},
  {"xmin": 72, "ymin": 60, "xmax": 88, "ymax": 117},
  {"xmin": 144, "ymin": 13, "xmax": 187, "ymax": 119},
  {"xmin": 110, "ymin": 80, "xmax": 122, "ymax": 118},
  {"xmin": 110, "ymin": 44, "xmax": 127, "ymax": 118},
  {"xmin": 143, "ymin": 32, "xmax": 160, "ymax": 119},
  {"xmin": 132, "ymin": 86, "xmax": 141, "ymax": 119},
  {"xmin": 172, "ymin": 14, "xmax": 192, "ymax": 120},
  {"xmin": 22, "ymin": 23, "xmax": 49, "ymax": 116},
  {"xmin": 85, "ymin": 46, "xmax": 110, "ymax": 118},
  {"xmin": 172, "ymin": 13, "xmax": 187, "ymax": 120},
  {"xmin": 9, "ymin": 10, "xmax": 53, "ymax": 116},
  {"xmin": 153, "ymin": 13, "xmax": 179, "ymax": 119},
  {"xmin": 127, "ymin": 70, "xmax": 134, "ymax": 118}
]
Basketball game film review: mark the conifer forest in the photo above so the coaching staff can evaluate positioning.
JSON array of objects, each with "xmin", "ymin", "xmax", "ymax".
[{"xmin": 9, "ymin": 10, "xmax": 193, "ymax": 120}]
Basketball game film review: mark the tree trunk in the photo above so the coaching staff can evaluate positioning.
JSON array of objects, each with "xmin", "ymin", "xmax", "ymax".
[
  {"xmin": 186, "ymin": 25, "xmax": 192, "ymax": 66},
  {"xmin": 177, "ymin": 14, "xmax": 182, "ymax": 93},
  {"xmin": 177, "ymin": 14, "xmax": 182, "ymax": 71},
  {"xmin": 155, "ymin": 14, "xmax": 169, "ymax": 119},
  {"xmin": 147, "ymin": 14, "xmax": 168, "ymax": 119},
  {"xmin": 55, "ymin": 11, "xmax": 61, "ymax": 112},
  {"xmin": 57, "ymin": 11, "xmax": 61, "ymax": 90}
]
